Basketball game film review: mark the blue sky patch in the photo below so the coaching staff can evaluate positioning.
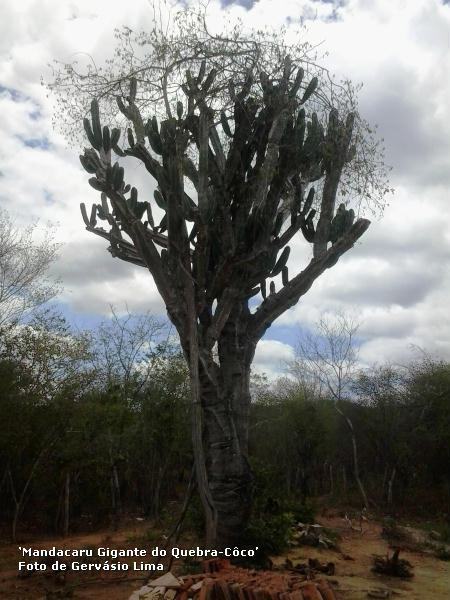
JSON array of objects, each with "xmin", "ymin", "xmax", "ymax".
[{"xmin": 21, "ymin": 136, "xmax": 51, "ymax": 150}]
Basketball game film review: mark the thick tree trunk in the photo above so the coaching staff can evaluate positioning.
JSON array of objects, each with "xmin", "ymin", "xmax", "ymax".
[
  {"xmin": 201, "ymin": 357, "xmax": 252, "ymax": 546},
  {"xmin": 200, "ymin": 365, "xmax": 253, "ymax": 546},
  {"xmin": 188, "ymin": 304, "xmax": 255, "ymax": 547}
]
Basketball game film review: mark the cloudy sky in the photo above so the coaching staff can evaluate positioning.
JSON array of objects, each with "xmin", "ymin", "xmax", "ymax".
[{"xmin": 0, "ymin": 0, "xmax": 449, "ymax": 379}]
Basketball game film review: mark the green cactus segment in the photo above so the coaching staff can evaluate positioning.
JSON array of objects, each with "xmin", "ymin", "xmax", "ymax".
[
  {"xmin": 329, "ymin": 203, "xmax": 356, "ymax": 243},
  {"xmin": 80, "ymin": 203, "xmax": 90, "ymax": 227},
  {"xmin": 97, "ymin": 195, "xmax": 108, "ymax": 220},
  {"xmin": 197, "ymin": 60, "xmax": 206, "ymax": 84},
  {"xmin": 160, "ymin": 119, "xmax": 177, "ymax": 146},
  {"xmin": 185, "ymin": 69, "xmax": 195, "ymax": 90},
  {"xmin": 303, "ymin": 113, "xmax": 324, "ymax": 166},
  {"xmin": 154, "ymin": 189, "xmax": 168, "ymax": 211},
  {"xmin": 176, "ymin": 101, "xmax": 184, "ymax": 120},
  {"xmin": 158, "ymin": 213, "xmax": 167, "ymax": 233},
  {"xmin": 221, "ymin": 111, "xmax": 232, "ymax": 137},
  {"xmin": 116, "ymin": 96, "xmax": 128, "ymax": 118},
  {"xmin": 301, "ymin": 187, "xmax": 315, "ymax": 217},
  {"xmin": 127, "ymin": 128, "xmax": 135, "ymax": 148},
  {"xmin": 90, "ymin": 99, "xmax": 103, "ymax": 146},
  {"xmin": 181, "ymin": 194, "xmax": 197, "ymax": 221},
  {"xmin": 110, "ymin": 128, "xmax": 125, "ymax": 156},
  {"xmin": 102, "ymin": 126, "xmax": 111, "ymax": 153},
  {"xmin": 282, "ymin": 266, "xmax": 289, "ymax": 287},
  {"xmin": 260, "ymin": 279, "xmax": 267, "ymax": 300},
  {"xmin": 300, "ymin": 76, "xmax": 318, "ymax": 105},
  {"xmin": 290, "ymin": 210, "xmax": 298, "ymax": 228},
  {"xmin": 323, "ymin": 109, "xmax": 356, "ymax": 170},
  {"xmin": 111, "ymin": 163, "xmax": 124, "ymax": 191},
  {"xmin": 79, "ymin": 154, "xmax": 97, "ymax": 174},
  {"xmin": 146, "ymin": 118, "xmax": 163, "ymax": 155},
  {"xmin": 126, "ymin": 187, "xmax": 148, "ymax": 220},
  {"xmin": 111, "ymin": 128, "xmax": 121, "ymax": 147},
  {"xmin": 271, "ymin": 246, "xmax": 290, "ymax": 277},
  {"xmin": 89, "ymin": 204, "xmax": 97, "ymax": 227},
  {"xmin": 146, "ymin": 203, "xmax": 155, "ymax": 229},
  {"xmin": 269, "ymin": 281, "xmax": 276, "ymax": 295},
  {"xmin": 290, "ymin": 67, "xmax": 304, "ymax": 98},
  {"xmin": 83, "ymin": 118, "xmax": 101, "ymax": 151},
  {"xmin": 113, "ymin": 146, "xmax": 126, "ymax": 158},
  {"xmin": 273, "ymin": 212, "xmax": 284, "ymax": 237},
  {"xmin": 88, "ymin": 177, "xmax": 104, "ymax": 191},
  {"xmin": 202, "ymin": 68, "xmax": 217, "ymax": 93},
  {"xmin": 83, "ymin": 99, "xmax": 115, "ymax": 156},
  {"xmin": 96, "ymin": 204, "xmax": 106, "ymax": 221},
  {"xmin": 294, "ymin": 109, "xmax": 306, "ymax": 149},
  {"xmin": 100, "ymin": 193, "xmax": 109, "ymax": 217}
]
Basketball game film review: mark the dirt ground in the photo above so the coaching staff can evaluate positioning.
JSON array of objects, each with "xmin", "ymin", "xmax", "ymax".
[
  {"xmin": 0, "ymin": 514, "xmax": 448, "ymax": 599},
  {"xmin": 275, "ymin": 513, "xmax": 450, "ymax": 600},
  {"xmin": 0, "ymin": 520, "xmax": 155, "ymax": 599}
]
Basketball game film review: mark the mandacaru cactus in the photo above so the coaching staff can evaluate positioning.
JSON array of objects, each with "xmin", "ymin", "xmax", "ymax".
[{"xmin": 76, "ymin": 52, "xmax": 371, "ymax": 549}]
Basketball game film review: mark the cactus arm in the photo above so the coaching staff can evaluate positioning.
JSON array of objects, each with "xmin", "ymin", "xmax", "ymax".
[
  {"xmin": 314, "ymin": 111, "xmax": 356, "ymax": 258},
  {"xmin": 250, "ymin": 218, "xmax": 370, "ymax": 340},
  {"xmin": 124, "ymin": 142, "xmax": 164, "ymax": 183}
]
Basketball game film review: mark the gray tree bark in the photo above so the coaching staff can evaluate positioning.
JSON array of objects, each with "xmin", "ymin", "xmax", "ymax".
[{"xmin": 186, "ymin": 303, "xmax": 255, "ymax": 546}]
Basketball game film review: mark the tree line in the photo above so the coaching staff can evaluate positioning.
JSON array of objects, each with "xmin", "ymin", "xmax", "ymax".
[{"xmin": 1, "ymin": 306, "xmax": 449, "ymax": 543}]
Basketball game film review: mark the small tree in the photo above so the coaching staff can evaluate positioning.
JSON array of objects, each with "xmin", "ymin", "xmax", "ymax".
[
  {"xmin": 91, "ymin": 308, "xmax": 168, "ymax": 396},
  {"xmin": 353, "ymin": 364, "xmax": 406, "ymax": 507},
  {"xmin": 290, "ymin": 311, "xmax": 369, "ymax": 508},
  {"xmin": 49, "ymin": 3, "xmax": 390, "ymax": 544},
  {"xmin": 0, "ymin": 209, "xmax": 60, "ymax": 325}
]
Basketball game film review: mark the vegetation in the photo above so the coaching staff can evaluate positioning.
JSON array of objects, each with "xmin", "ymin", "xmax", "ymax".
[
  {"xmin": 1, "ymin": 307, "xmax": 449, "ymax": 544},
  {"xmin": 0, "ymin": 208, "xmax": 60, "ymax": 325}
]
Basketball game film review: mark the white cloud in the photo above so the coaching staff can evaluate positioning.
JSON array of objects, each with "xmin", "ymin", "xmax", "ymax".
[
  {"xmin": 253, "ymin": 339, "xmax": 295, "ymax": 380},
  {"xmin": 0, "ymin": 0, "xmax": 449, "ymax": 366}
]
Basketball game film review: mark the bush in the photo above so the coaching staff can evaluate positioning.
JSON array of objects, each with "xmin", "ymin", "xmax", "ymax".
[
  {"xmin": 242, "ymin": 511, "xmax": 296, "ymax": 558},
  {"xmin": 284, "ymin": 499, "xmax": 316, "ymax": 524},
  {"xmin": 435, "ymin": 546, "xmax": 450, "ymax": 561}
]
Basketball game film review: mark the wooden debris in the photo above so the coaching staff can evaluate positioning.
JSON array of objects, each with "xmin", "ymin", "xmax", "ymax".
[
  {"xmin": 308, "ymin": 558, "xmax": 335, "ymax": 576},
  {"xmin": 372, "ymin": 549, "xmax": 413, "ymax": 579},
  {"xmin": 292, "ymin": 523, "xmax": 337, "ymax": 549},
  {"xmin": 129, "ymin": 561, "xmax": 338, "ymax": 599},
  {"xmin": 149, "ymin": 572, "xmax": 182, "ymax": 588}
]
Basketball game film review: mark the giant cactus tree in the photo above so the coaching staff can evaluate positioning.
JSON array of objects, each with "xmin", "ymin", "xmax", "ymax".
[{"xmin": 60, "ymin": 8, "xmax": 389, "ymax": 546}]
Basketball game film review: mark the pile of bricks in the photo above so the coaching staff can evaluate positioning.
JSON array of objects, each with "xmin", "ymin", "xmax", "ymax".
[{"xmin": 129, "ymin": 559, "xmax": 338, "ymax": 600}]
